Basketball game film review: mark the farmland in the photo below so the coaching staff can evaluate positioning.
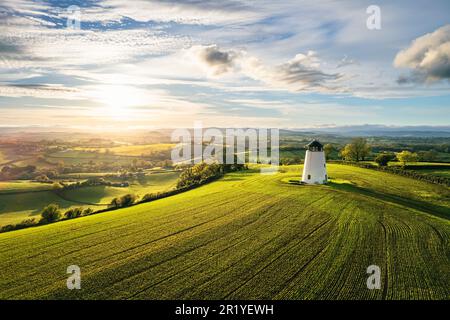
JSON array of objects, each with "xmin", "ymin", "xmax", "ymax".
[
  {"xmin": 0, "ymin": 164, "xmax": 448, "ymax": 300},
  {"xmin": 73, "ymin": 143, "xmax": 175, "ymax": 156},
  {"xmin": 0, "ymin": 171, "xmax": 179, "ymax": 227}
]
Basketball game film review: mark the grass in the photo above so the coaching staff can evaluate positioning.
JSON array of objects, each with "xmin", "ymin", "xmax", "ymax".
[
  {"xmin": 0, "ymin": 180, "xmax": 54, "ymax": 194},
  {"xmin": 59, "ymin": 171, "xmax": 180, "ymax": 205},
  {"xmin": 412, "ymin": 168, "xmax": 450, "ymax": 178},
  {"xmin": 0, "ymin": 164, "xmax": 448, "ymax": 299},
  {"xmin": 0, "ymin": 172, "xmax": 180, "ymax": 226},
  {"xmin": 0, "ymin": 191, "xmax": 98, "ymax": 227}
]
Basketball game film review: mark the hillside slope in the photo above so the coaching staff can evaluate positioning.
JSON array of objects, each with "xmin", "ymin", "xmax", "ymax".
[{"xmin": 0, "ymin": 164, "xmax": 449, "ymax": 299}]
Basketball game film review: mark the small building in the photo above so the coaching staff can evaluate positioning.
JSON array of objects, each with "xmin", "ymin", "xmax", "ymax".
[{"xmin": 301, "ymin": 139, "xmax": 327, "ymax": 184}]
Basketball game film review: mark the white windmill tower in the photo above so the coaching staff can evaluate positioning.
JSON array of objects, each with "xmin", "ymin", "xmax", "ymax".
[{"xmin": 301, "ymin": 139, "xmax": 328, "ymax": 184}]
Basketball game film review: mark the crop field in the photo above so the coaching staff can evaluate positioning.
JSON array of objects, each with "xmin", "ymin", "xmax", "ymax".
[
  {"xmin": 0, "ymin": 171, "xmax": 180, "ymax": 227},
  {"xmin": 59, "ymin": 171, "xmax": 180, "ymax": 205},
  {"xmin": 0, "ymin": 191, "xmax": 98, "ymax": 227},
  {"xmin": 0, "ymin": 164, "xmax": 448, "ymax": 300},
  {"xmin": 73, "ymin": 144, "xmax": 175, "ymax": 156},
  {"xmin": 0, "ymin": 181, "xmax": 54, "ymax": 194}
]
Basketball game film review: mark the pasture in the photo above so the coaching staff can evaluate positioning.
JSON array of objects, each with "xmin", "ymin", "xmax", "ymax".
[
  {"xmin": 0, "ymin": 171, "xmax": 180, "ymax": 227},
  {"xmin": 0, "ymin": 164, "xmax": 448, "ymax": 299}
]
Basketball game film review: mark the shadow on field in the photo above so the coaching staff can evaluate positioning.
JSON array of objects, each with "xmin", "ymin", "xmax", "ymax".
[{"xmin": 328, "ymin": 181, "xmax": 450, "ymax": 221}]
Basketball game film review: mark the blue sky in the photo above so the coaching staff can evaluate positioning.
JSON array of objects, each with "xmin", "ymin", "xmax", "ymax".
[{"xmin": 0, "ymin": 0, "xmax": 449, "ymax": 129}]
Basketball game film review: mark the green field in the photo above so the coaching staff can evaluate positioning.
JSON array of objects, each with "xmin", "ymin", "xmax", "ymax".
[
  {"xmin": 59, "ymin": 171, "xmax": 180, "ymax": 205},
  {"xmin": 0, "ymin": 164, "xmax": 449, "ymax": 299},
  {"xmin": 0, "ymin": 191, "xmax": 99, "ymax": 227},
  {"xmin": 0, "ymin": 172, "xmax": 180, "ymax": 227},
  {"xmin": 0, "ymin": 181, "xmax": 54, "ymax": 194}
]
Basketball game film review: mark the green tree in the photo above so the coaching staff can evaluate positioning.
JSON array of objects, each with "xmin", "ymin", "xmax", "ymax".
[
  {"xmin": 120, "ymin": 194, "xmax": 137, "ymax": 207},
  {"xmin": 64, "ymin": 207, "xmax": 83, "ymax": 219},
  {"xmin": 375, "ymin": 153, "xmax": 395, "ymax": 166},
  {"xmin": 418, "ymin": 150, "xmax": 438, "ymax": 162},
  {"xmin": 340, "ymin": 138, "xmax": 371, "ymax": 162},
  {"xmin": 83, "ymin": 208, "xmax": 94, "ymax": 215},
  {"xmin": 323, "ymin": 144, "xmax": 335, "ymax": 160},
  {"xmin": 396, "ymin": 150, "xmax": 418, "ymax": 166},
  {"xmin": 40, "ymin": 204, "xmax": 61, "ymax": 223},
  {"xmin": 109, "ymin": 197, "xmax": 122, "ymax": 209}
]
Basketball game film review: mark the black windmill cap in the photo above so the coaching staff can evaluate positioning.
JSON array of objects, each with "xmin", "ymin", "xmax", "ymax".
[{"xmin": 305, "ymin": 139, "xmax": 323, "ymax": 149}]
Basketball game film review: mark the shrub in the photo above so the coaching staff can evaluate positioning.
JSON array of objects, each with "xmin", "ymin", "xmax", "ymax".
[
  {"xmin": 120, "ymin": 194, "xmax": 138, "ymax": 207},
  {"xmin": 40, "ymin": 204, "xmax": 61, "ymax": 223},
  {"xmin": 108, "ymin": 194, "xmax": 138, "ymax": 208},
  {"xmin": 64, "ymin": 207, "xmax": 83, "ymax": 219},
  {"xmin": 375, "ymin": 153, "xmax": 396, "ymax": 166},
  {"xmin": 83, "ymin": 208, "xmax": 94, "ymax": 216},
  {"xmin": 109, "ymin": 197, "xmax": 122, "ymax": 209}
]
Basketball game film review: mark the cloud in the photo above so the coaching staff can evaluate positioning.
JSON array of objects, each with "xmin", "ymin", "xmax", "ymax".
[
  {"xmin": 394, "ymin": 24, "xmax": 450, "ymax": 83},
  {"xmin": 0, "ymin": 84, "xmax": 80, "ymax": 99},
  {"xmin": 85, "ymin": 0, "xmax": 261, "ymax": 25},
  {"xmin": 188, "ymin": 45, "xmax": 239, "ymax": 75},
  {"xmin": 270, "ymin": 51, "xmax": 342, "ymax": 91},
  {"xmin": 188, "ymin": 45, "xmax": 343, "ymax": 92}
]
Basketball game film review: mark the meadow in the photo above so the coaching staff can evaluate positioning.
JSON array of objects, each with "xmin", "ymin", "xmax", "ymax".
[
  {"xmin": 0, "ymin": 171, "xmax": 179, "ymax": 227},
  {"xmin": 0, "ymin": 164, "xmax": 448, "ymax": 300}
]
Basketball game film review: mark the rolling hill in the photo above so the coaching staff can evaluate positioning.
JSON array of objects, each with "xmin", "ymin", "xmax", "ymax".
[
  {"xmin": 0, "ymin": 164, "xmax": 448, "ymax": 299},
  {"xmin": 0, "ymin": 171, "xmax": 180, "ymax": 227}
]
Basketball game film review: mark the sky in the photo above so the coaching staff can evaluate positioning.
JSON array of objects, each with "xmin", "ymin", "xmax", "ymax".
[{"xmin": 0, "ymin": 0, "xmax": 449, "ymax": 130}]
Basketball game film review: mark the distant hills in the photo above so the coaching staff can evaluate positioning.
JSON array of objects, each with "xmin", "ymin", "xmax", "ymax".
[
  {"xmin": 286, "ymin": 125, "xmax": 450, "ymax": 137},
  {"xmin": 1, "ymin": 124, "xmax": 450, "ymax": 138}
]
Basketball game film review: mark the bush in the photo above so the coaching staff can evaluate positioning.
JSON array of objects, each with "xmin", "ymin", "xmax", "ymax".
[
  {"xmin": 108, "ymin": 194, "xmax": 138, "ymax": 209},
  {"xmin": 120, "ymin": 194, "xmax": 138, "ymax": 207},
  {"xmin": 176, "ymin": 162, "xmax": 245, "ymax": 189},
  {"xmin": 64, "ymin": 207, "xmax": 83, "ymax": 219},
  {"xmin": 375, "ymin": 153, "xmax": 396, "ymax": 166},
  {"xmin": 40, "ymin": 204, "xmax": 61, "ymax": 223},
  {"xmin": 109, "ymin": 197, "xmax": 122, "ymax": 209},
  {"xmin": 83, "ymin": 208, "xmax": 94, "ymax": 216}
]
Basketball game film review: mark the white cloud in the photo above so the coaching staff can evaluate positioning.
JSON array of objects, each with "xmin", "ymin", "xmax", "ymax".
[
  {"xmin": 189, "ymin": 45, "xmax": 344, "ymax": 93},
  {"xmin": 394, "ymin": 24, "xmax": 450, "ymax": 83}
]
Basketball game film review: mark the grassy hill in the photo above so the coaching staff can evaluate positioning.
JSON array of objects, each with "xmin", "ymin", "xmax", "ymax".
[
  {"xmin": 0, "ymin": 172, "xmax": 180, "ymax": 227},
  {"xmin": 0, "ymin": 191, "xmax": 99, "ymax": 227},
  {"xmin": 0, "ymin": 164, "xmax": 448, "ymax": 299},
  {"xmin": 59, "ymin": 172, "xmax": 180, "ymax": 205}
]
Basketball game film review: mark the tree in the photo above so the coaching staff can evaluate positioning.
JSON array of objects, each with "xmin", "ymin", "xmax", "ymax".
[
  {"xmin": 352, "ymin": 137, "xmax": 371, "ymax": 161},
  {"xmin": 340, "ymin": 144, "xmax": 357, "ymax": 161},
  {"xmin": 418, "ymin": 150, "xmax": 438, "ymax": 162},
  {"xmin": 120, "ymin": 194, "xmax": 137, "ymax": 207},
  {"xmin": 340, "ymin": 138, "xmax": 371, "ymax": 162},
  {"xmin": 396, "ymin": 150, "xmax": 418, "ymax": 166},
  {"xmin": 83, "ymin": 208, "xmax": 94, "ymax": 215},
  {"xmin": 323, "ymin": 144, "xmax": 335, "ymax": 160},
  {"xmin": 375, "ymin": 153, "xmax": 395, "ymax": 166},
  {"xmin": 109, "ymin": 197, "xmax": 122, "ymax": 209},
  {"xmin": 64, "ymin": 207, "xmax": 83, "ymax": 219},
  {"xmin": 40, "ymin": 204, "xmax": 61, "ymax": 223}
]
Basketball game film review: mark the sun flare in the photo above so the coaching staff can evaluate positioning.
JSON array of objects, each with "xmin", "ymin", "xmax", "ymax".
[{"xmin": 91, "ymin": 85, "xmax": 151, "ymax": 120}]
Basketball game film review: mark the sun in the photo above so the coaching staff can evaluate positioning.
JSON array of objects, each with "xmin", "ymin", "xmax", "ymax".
[{"xmin": 91, "ymin": 85, "xmax": 149, "ymax": 121}]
